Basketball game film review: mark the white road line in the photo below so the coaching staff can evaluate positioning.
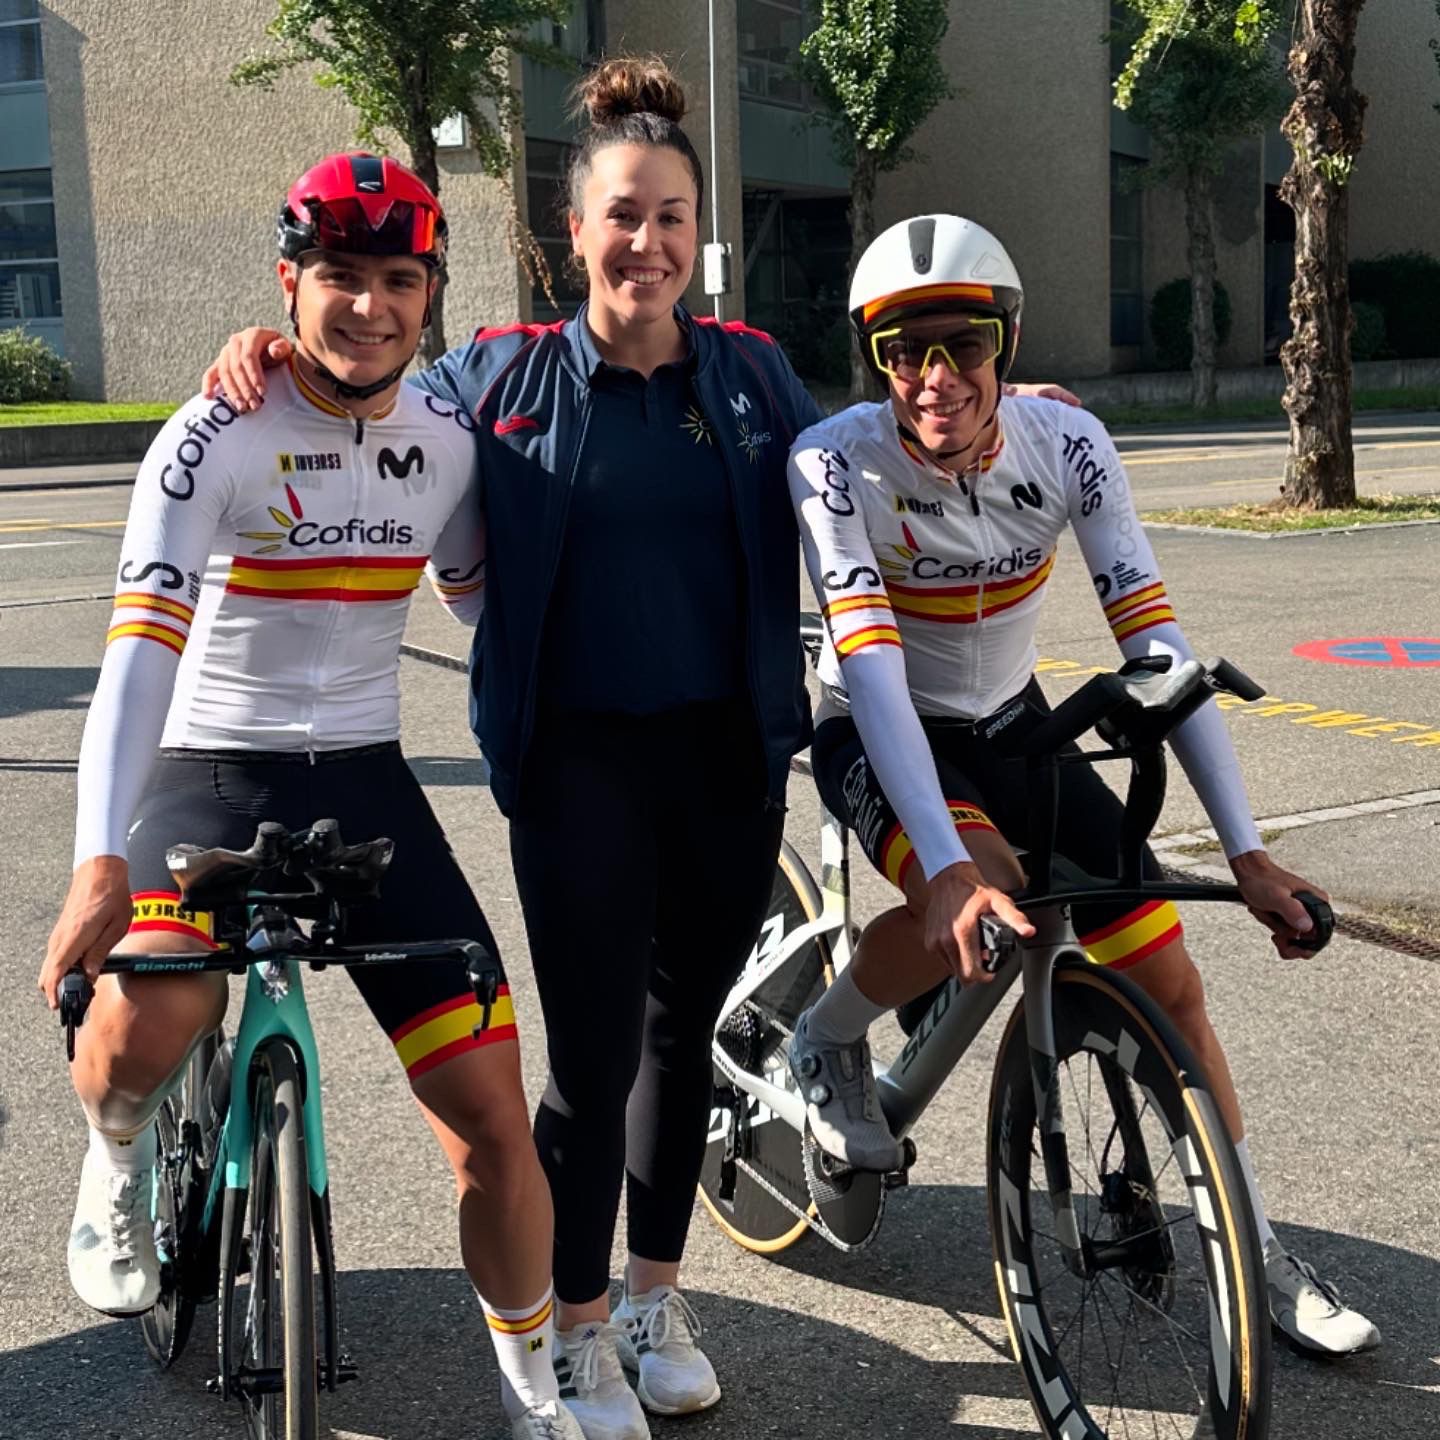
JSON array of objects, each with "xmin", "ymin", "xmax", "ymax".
[{"xmin": 0, "ymin": 539, "xmax": 83, "ymax": 551}]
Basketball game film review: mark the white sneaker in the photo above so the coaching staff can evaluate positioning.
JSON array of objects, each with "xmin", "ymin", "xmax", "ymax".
[
  {"xmin": 613, "ymin": 1286, "xmax": 721, "ymax": 1415},
  {"xmin": 67, "ymin": 1146, "xmax": 160, "ymax": 1316},
  {"xmin": 511, "ymin": 1399, "xmax": 588, "ymax": 1440},
  {"xmin": 553, "ymin": 1321, "xmax": 649, "ymax": 1440},
  {"xmin": 1265, "ymin": 1245, "xmax": 1381, "ymax": 1355}
]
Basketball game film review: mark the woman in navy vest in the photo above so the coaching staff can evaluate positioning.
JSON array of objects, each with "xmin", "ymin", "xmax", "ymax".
[{"xmin": 207, "ymin": 55, "xmax": 1068, "ymax": 1439}]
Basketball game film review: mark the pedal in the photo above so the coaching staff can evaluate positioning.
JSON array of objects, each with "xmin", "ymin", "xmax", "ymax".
[
  {"xmin": 884, "ymin": 1137, "xmax": 918, "ymax": 1190},
  {"xmin": 321, "ymin": 1352, "xmax": 359, "ymax": 1386}
]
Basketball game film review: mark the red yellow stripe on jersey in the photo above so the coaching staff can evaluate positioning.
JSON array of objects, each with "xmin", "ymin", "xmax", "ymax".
[
  {"xmin": 227, "ymin": 554, "xmax": 426, "ymax": 602},
  {"xmin": 878, "ymin": 803, "xmax": 998, "ymax": 891},
  {"xmin": 390, "ymin": 987, "xmax": 517, "ymax": 1080},
  {"xmin": 1104, "ymin": 581, "xmax": 1176, "ymax": 640},
  {"xmin": 129, "ymin": 890, "xmax": 216, "ymax": 947},
  {"xmin": 106, "ymin": 619, "xmax": 189, "ymax": 656},
  {"xmin": 897, "ymin": 425, "xmax": 1006, "ymax": 477},
  {"xmin": 113, "ymin": 591, "xmax": 195, "ymax": 625},
  {"xmin": 823, "ymin": 592, "xmax": 892, "ymax": 622},
  {"xmin": 885, "ymin": 551, "xmax": 1055, "ymax": 625},
  {"xmin": 835, "ymin": 623, "xmax": 902, "ymax": 657},
  {"xmin": 1080, "ymin": 900, "xmax": 1182, "ymax": 970},
  {"xmin": 434, "ymin": 576, "xmax": 484, "ymax": 602},
  {"xmin": 862, "ymin": 282, "xmax": 996, "ymax": 327},
  {"xmin": 289, "ymin": 356, "xmax": 397, "ymax": 422}
]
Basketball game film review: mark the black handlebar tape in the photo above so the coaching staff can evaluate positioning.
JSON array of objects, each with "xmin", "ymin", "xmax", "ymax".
[{"xmin": 1209, "ymin": 658, "xmax": 1265, "ymax": 702}]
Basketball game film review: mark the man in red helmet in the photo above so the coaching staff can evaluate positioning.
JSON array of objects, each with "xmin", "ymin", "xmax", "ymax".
[{"xmin": 40, "ymin": 153, "xmax": 585, "ymax": 1438}]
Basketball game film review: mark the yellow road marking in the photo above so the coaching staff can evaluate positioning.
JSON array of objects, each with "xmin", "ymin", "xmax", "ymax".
[
  {"xmin": 0, "ymin": 519, "xmax": 127, "ymax": 535},
  {"xmin": 1122, "ymin": 438, "xmax": 1440, "ymax": 467}
]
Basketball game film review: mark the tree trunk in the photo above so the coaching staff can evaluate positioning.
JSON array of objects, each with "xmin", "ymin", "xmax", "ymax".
[
  {"xmin": 407, "ymin": 124, "xmax": 448, "ymax": 367},
  {"xmin": 847, "ymin": 147, "xmax": 878, "ymax": 403},
  {"xmin": 1183, "ymin": 166, "xmax": 1218, "ymax": 413},
  {"xmin": 1278, "ymin": 0, "xmax": 1368, "ymax": 508}
]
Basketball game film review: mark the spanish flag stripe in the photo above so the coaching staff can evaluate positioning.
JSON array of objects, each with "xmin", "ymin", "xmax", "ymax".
[
  {"xmin": 885, "ymin": 553, "xmax": 1055, "ymax": 601},
  {"xmin": 107, "ymin": 621, "xmax": 186, "ymax": 654},
  {"xmin": 237, "ymin": 554, "xmax": 426, "ymax": 573},
  {"xmin": 979, "ymin": 579, "xmax": 1052, "ymax": 620},
  {"xmin": 114, "ymin": 592, "xmax": 195, "ymax": 622},
  {"xmin": 1107, "ymin": 920, "xmax": 1184, "ymax": 971},
  {"xmin": 406, "ymin": 1027, "xmax": 518, "ymax": 1080},
  {"xmin": 227, "ymin": 566, "xmax": 424, "ymax": 589},
  {"xmin": 289, "ymin": 357, "xmax": 399, "ymax": 422},
  {"xmin": 487, "ymin": 1299, "xmax": 555, "ymax": 1335},
  {"xmin": 226, "ymin": 584, "xmax": 416, "ymax": 604},
  {"xmin": 1081, "ymin": 901, "xmax": 1183, "ymax": 967},
  {"xmin": 394, "ymin": 994, "xmax": 517, "ymax": 1073},
  {"xmin": 130, "ymin": 919, "xmax": 218, "ymax": 946},
  {"xmin": 836, "ymin": 626, "xmax": 902, "ymax": 655},
  {"xmin": 1112, "ymin": 606, "xmax": 1177, "ymax": 640},
  {"xmin": 436, "ymin": 580, "xmax": 484, "ymax": 595},
  {"xmin": 391, "ymin": 987, "xmax": 510, "ymax": 1044},
  {"xmin": 823, "ymin": 593, "xmax": 893, "ymax": 617},
  {"xmin": 1104, "ymin": 582, "xmax": 1167, "ymax": 619},
  {"xmin": 132, "ymin": 890, "xmax": 183, "ymax": 902}
]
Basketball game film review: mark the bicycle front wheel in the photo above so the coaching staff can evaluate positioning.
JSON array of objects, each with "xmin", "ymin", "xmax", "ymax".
[
  {"xmin": 242, "ymin": 1041, "xmax": 318, "ymax": 1440},
  {"xmin": 987, "ymin": 961, "xmax": 1268, "ymax": 1440}
]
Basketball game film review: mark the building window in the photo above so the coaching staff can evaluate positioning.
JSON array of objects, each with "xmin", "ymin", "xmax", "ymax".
[
  {"xmin": 1110, "ymin": 153, "xmax": 1144, "ymax": 346},
  {"xmin": 0, "ymin": 0, "xmax": 42, "ymax": 86},
  {"xmin": 529, "ymin": 0, "xmax": 604, "ymax": 62},
  {"xmin": 0, "ymin": 168, "xmax": 60, "ymax": 322},
  {"xmin": 526, "ymin": 138, "xmax": 584, "ymax": 320},
  {"xmin": 737, "ymin": 0, "xmax": 811, "ymax": 107}
]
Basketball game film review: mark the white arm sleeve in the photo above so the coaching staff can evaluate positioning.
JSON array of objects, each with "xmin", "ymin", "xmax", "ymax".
[
  {"xmin": 425, "ymin": 453, "xmax": 486, "ymax": 627},
  {"xmin": 789, "ymin": 441, "xmax": 969, "ymax": 880},
  {"xmin": 73, "ymin": 398, "xmax": 235, "ymax": 867},
  {"xmin": 1062, "ymin": 411, "xmax": 1264, "ymax": 858}
]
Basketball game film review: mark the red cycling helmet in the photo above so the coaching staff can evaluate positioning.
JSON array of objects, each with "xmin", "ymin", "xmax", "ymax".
[{"xmin": 277, "ymin": 152, "xmax": 447, "ymax": 269}]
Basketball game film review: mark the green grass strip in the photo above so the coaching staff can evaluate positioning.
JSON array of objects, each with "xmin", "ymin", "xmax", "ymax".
[{"xmin": 0, "ymin": 401, "xmax": 178, "ymax": 427}]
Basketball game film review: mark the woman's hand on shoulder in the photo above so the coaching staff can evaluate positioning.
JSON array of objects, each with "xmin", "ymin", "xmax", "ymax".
[
  {"xmin": 1004, "ymin": 381, "xmax": 1082, "ymax": 408},
  {"xmin": 202, "ymin": 329, "xmax": 293, "ymax": 411}
]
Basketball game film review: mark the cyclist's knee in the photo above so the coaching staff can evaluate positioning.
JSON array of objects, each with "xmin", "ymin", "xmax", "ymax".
[
  {"xmin": 1121, "ymin": 942, "xmax": 1207, "ymax": 1028},
  {"xmin": 414, "ymin": 1051, "xmax": 540, "ymax": 1197}
]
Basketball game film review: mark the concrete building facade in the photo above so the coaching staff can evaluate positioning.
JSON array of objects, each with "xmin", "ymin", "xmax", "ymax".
[{"xmin": 5, "ymin": 0, "xmax": 1436, "ymax": 398}]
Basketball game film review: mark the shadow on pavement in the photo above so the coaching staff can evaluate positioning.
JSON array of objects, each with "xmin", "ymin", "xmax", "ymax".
[
  {"xmin": 1, "ymin": 1266, "xmax": 1044, "ymax": 1440},
  {"xmin": 0, "ymin": 667, "xmax": 97, "ymax": 721},
  {"xmin": 765, "ymin": 1182, "xmax": 1440, "ymax": 1439}
]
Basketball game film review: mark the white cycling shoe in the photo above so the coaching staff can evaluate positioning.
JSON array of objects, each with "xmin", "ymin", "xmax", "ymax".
[
  {"xmin": 788, "ymin": 1010, "xmax": 904, "ymax": 1172},
  {"xmin": 613, "ymin": 1285, "xmax": 721, "ymax": 1415},
  {"xmin": 67, "ymin": 1145, "xmax": 160, "ymax": 1316},
  {"xmin": 1265, "ymin": 1245, "xmax": 1381, "ymax": 1355},
  {"xmin": 553, "ymin": 1320, "xmax": 650, "ymax": 1440},
  {"xmin": 510, "ymin": 1399, "xmax": 588, "ymax": 1439}
]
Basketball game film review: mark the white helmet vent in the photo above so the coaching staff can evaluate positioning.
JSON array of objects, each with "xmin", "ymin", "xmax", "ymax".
[
  {"xmin": 972, "ymin": 250, "xmax": 1006, "ymax": 280},
  {"xmin": 907, "ymin": 217, "xmax": 936, "ymax": 276}
]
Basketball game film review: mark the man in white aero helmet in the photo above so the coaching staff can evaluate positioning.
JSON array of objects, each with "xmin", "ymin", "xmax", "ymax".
[{"xmin": 784, "ymin": 214, "xmax": 1380, "ymax": 1357}]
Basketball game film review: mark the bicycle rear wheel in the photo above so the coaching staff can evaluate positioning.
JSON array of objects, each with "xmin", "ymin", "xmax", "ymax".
[
  {"xmin": 142, "ymin": 1028, "xmax": 221, "ymax": 1368},
  {"xmin": 699, "ymin": 839, "xmax": 831, "ymax": 1253},
  {"xmin": 242, "ymin": 1041, "xmax": 318, "ymax": 1440},
  {"xmin": 987, "ymin": 961, "xmax": 1268, "ymax": 1440}
]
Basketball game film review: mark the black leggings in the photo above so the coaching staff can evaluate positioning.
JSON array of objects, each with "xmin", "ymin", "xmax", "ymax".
[{"xmin": 509, "ymin": 702, "xmax": 784, "ymax": 1303}]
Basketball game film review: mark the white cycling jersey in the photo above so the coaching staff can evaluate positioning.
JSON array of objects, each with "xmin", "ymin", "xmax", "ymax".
[
  {"xmin": 789, "ymin": 395, "xmax": 1263, "ymax": 880},
  {"xmin": 74, "ymin": 360, "xmax": 486, "ymax": 865}
]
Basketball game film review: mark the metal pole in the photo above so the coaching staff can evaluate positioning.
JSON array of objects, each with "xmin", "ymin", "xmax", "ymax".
[{"xmin": 708, "ymin": 0, "xmax": 723, "ymax": 321}]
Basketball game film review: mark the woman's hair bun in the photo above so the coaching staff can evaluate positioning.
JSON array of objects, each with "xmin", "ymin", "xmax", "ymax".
[{"xmin": 574, "ymin": 55, "xmax": 688, "ymax": 127}]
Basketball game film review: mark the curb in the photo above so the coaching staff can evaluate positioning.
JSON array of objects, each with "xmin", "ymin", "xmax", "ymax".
[
  {"xmin": 1141, "ymin": 517, "xmax": 1440, "ymax": 539},
  {"xmin": 0, "ymin": 419, "xmax": 166, "ymax": 469}
]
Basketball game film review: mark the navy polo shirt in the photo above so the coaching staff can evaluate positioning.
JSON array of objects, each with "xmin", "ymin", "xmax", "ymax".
[{"xmin": 536, "ymin": 315, "xmax": 747, "ymax": 714}]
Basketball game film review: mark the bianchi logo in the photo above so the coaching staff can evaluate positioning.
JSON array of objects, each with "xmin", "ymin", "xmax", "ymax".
[
  {"xmin": 737, "ymin": 419, "xmax": 773, "ymax": 462},
  {"xmin": 239, "ymin": 483, "xmax": 415, "ymax": 554}
]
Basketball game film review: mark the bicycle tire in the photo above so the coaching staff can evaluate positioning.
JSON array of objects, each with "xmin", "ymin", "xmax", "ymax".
[
  {"xmin": 242, "ymin": 1041, "xmax": 318, "ymax": 1440},
  {"xmin": 698, "ymin": 839, "xmax": 832, "ymax": 1253},
  {"xmin": 987, "ymin": 960, "xmax": 1269, "ymax": 1440},
  {"xmin": 141, "ymin": 1029, "xmax": 220, "ymax": 1368}
]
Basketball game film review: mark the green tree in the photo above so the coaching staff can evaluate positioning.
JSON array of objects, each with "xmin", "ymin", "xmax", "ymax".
[
  {"xmin": 1112, "ymin": 1, "xmax": 1289, "ymax": 411},
  {"xmin": 1279, "ymin": 1, "xmax": 1368, "ymax": 507},
  {"xmin": 234, "ymin": 0, "xmax": 570, "ymax": 365},
  {"xmin": 795, "ymin": 0, "xmax": 953, "ymax": 400}
]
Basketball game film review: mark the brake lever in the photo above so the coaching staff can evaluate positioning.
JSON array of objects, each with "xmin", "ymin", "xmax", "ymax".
[
  {"xmin": 1265, "ymin": 889, "xmax": 1334, "ymax": 955},
  {"xmin": 59, "ymin": 970, "xmax": 93, "ymax": 1063},
  {"xmin": 464, "ymin": 942, "xmax": 503, "ymax": 1034}
]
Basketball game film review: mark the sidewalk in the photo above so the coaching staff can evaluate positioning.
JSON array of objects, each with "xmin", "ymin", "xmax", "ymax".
[{"xmin": 0, "ymin": 461, "xmax": 136, "ymax": 491}]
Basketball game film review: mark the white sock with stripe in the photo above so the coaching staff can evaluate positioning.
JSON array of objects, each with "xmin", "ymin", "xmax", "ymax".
[
  {"xmin": 88, "ymin": 1121, "xmax": 157, "ymax": 1174},
  {"xmin": 804, "ymin": 967, "xmax": 888, "ymax": 1046},
  {"xmin": 1233, "ymin": 1138, "xmax": 1278, "ymax": 1255},
  {"xmin": 479, "ymin": 1286, "xmax": 560, "ymax": 1417}
]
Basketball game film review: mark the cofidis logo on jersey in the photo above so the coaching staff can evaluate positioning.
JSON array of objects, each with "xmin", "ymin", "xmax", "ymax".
[{"xmin": 239, "ymin": 484, "xmax": 415, "ymax": 555}]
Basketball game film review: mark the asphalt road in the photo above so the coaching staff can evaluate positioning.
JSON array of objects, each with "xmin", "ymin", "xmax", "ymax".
[{"xmin": 1, "ymin": 424, "xmax": 1437, "ymax": 1439}]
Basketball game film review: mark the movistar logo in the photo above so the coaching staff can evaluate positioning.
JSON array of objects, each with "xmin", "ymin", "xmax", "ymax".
[{"xmin": 378, "ymin": 445, "xmax": 424, "ymax": 479}]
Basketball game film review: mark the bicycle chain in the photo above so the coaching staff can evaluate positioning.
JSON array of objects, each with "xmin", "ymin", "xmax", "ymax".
[{"xmin": 730, "ymin": 1150, "xmax": 885, "ymax": 1254}]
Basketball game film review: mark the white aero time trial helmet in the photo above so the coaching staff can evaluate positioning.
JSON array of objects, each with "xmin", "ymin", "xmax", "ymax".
[{"xmin": 849, "ymin": 215, "xmax": 1024, "ymax": 383}]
